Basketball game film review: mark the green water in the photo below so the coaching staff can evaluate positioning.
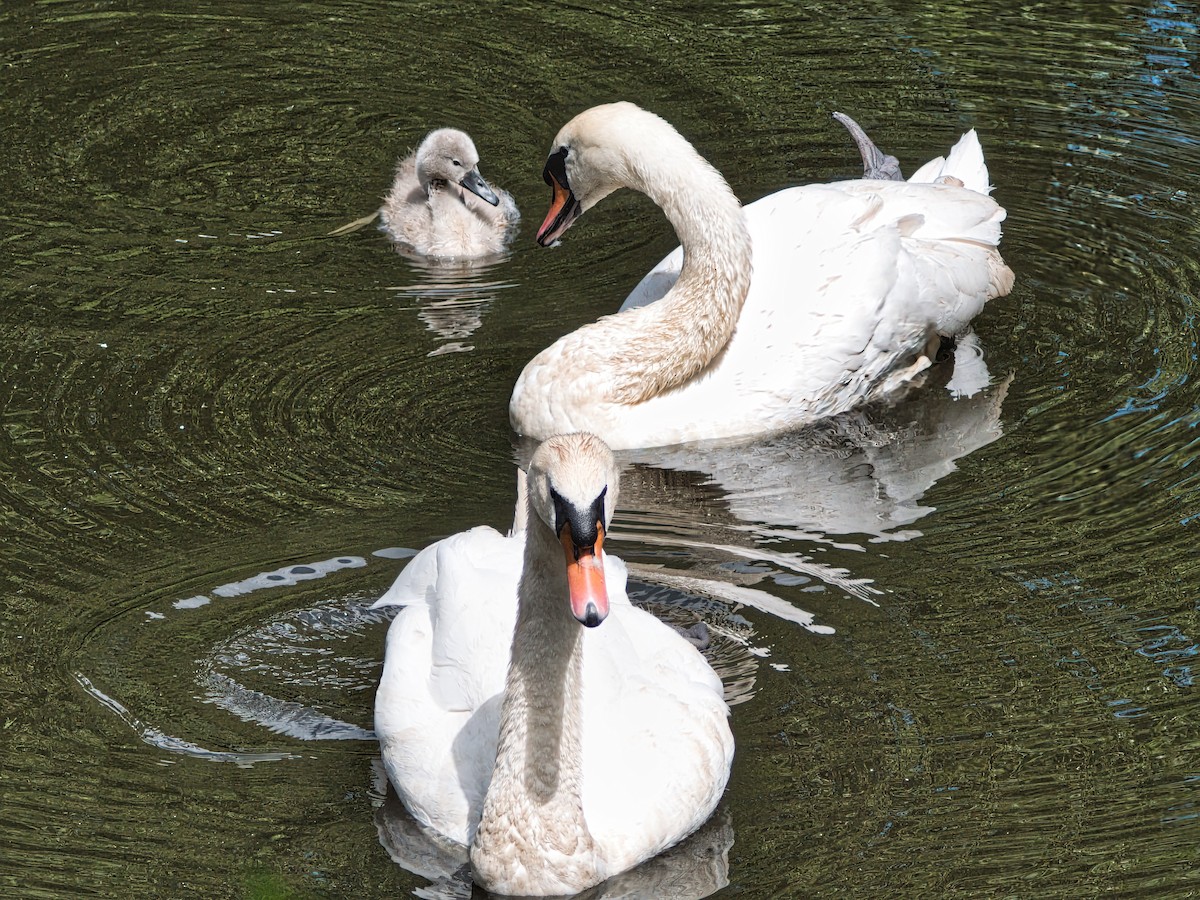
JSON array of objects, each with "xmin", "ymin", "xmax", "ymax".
[{"xmin": 2, "ymin": 0, "xmax": 1198, "ymax": 897}]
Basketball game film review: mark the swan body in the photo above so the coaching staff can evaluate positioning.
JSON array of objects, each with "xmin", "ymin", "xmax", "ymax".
[
  {"xmin": 378, "ymin": 128, "xmax": 519, "ymax": 258},
  {"xmin": 374, "ymin": 433, "xmax": 733, "ymax": 896},
  {"xmin": 509, "ymin": 102, "xmax": 1014, "ymax": 450}
]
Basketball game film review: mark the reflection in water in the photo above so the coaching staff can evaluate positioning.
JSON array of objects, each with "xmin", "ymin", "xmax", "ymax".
[
  {"xmin": 620, "ymin": 338, "xmax": 1009, "ymax": 547},
  {"xmin": 200, "ymin": 592, "xmax": 389, "ymax": 743},
  {"xmin": 5, "ymin": 0, "xmax": 1200, "ymax": 896},
  {"xmin": 73, "ymin": 672, "xmax": 297, "ymax": 766},
  {"xmin": 75, "ymin": 554, "xmax": 762, "ymax": 770},
  {"xmin": 388, "ymin": 257, "xmax": 517, "ymax": 356},
  {"xmin": 372, "ymin": 762, "xmax": 733, "ymax": 900},
  {"xmin": 632, "ymin": 568, "xmax": 840, "ymax": 638},
  {"xmin": 628, "ymin": 581, "xmax": 762, "ymax": 706},
  {"xmin": 73, "ymin": 554, "xmax": 397, "ymax": 760},
  {"xmin": 516, "ymin": 341, "xmax": 1011, "ymax": 619},
  {"xmin": 181, "ymin": 554, "xmax": 368, "ymax": 606}
]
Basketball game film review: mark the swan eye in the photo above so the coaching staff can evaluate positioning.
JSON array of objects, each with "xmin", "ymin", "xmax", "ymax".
[
  {"xmin": 452, "ymin": 159, "xmax": 462, "ymax": 167},
  {"xmin": 550, "ymin": 488, "xmax": 571, "ymax": 536}
]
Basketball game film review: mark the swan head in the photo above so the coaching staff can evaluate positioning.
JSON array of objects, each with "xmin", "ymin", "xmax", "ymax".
[
  {"xmin": 526, "ymin": 433, "xmax": 620, "ymax": 627},
  {"xmin": 415, "ymin": 128, "xmax": 500, "ymax": 206},
  {"xmin": 536, "ymin": 101, "xmax": 688, "ymax": 246}
]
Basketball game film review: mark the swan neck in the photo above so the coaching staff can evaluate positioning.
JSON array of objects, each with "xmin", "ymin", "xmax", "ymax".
[
  {"xmin": 471, "ymin": 512, "xmax": 595, "ymax": 886},
  {"xmin": 613, "ymin": 148, "xmax": 752, "ymax": 405}
]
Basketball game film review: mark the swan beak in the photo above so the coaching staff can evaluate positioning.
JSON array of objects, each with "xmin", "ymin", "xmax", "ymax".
[
  {"xmin": 460, "ymin": 169, "xmax": 501, "ymax": 206},
  {"xmin": 537, "ymin": 170, "xmax": 581, "ymax": 246},
  {"xmin": 559, "ymin": 523, "xmax": 609, "ymax": 627}
]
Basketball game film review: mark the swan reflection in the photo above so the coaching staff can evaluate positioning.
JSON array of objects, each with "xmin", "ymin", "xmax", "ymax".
[
  {"xmin": 518, "ymin": 339, "xmax": 1009, "ymax": 611},
  {"xmin": 389, "ymin": 257, "xmax": 516, "ymax": 356},
  {"xmin": 621, "ymin": 335, "xmax": 1009, "ymax": 546}
]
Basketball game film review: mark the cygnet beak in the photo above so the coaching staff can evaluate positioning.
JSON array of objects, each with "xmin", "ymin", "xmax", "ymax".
[{"xmin": 460, "ymin": 168, "xmax": 500, "ymax": 206}]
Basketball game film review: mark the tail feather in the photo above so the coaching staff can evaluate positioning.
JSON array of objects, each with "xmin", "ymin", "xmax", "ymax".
[{"xmin": 909, "ymin": 130, "xmax": 991, "ymax": 196}]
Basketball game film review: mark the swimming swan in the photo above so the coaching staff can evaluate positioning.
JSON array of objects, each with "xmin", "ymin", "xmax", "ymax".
[
  {"xmin": 509, "ymin": 102, "xmax": 1014, "ymax": 449},
  {"xmin": 373, "ymin": 432, "xmax": 733, "ymax": 896},
  {"xmin": 332, "ymin": 128, "xmax": 518, "ymax": 258}
]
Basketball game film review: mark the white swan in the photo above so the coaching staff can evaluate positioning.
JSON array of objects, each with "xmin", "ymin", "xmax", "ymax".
[
  {"xmin": 373, "ymin": 432, "xmax": 734, "ymax": 897},
  {"xmin": 509, "ymin": 102, "xmax": 1015, "ymax": 450},
  {"xmin": 332, "ymin": 128, "xmax": 519, "ymax": 258}
]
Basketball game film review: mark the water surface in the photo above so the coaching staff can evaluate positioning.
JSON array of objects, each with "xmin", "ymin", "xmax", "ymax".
[{"xmin": 2, "ymin": 0, "xmax": 1199, "ymax": 897}]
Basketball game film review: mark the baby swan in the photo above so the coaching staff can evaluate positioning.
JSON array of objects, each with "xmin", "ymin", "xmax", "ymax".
[
  {"xmin": 333, "ymin": 128, "xmax": 518, "ymax": 258},
  {"xmin": 374, "ymin": 432, "xmax": 733, "ymax": 896}
]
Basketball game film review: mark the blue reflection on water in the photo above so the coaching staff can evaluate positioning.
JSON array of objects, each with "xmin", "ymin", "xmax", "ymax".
[{"xmin": 1018, "ymin": 570, "xmax": 1197, "ymax": 699}]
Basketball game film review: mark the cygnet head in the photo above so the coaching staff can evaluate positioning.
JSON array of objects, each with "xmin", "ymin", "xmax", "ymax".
[
  {"xmin": 415, "ymin": 128, "xmax": 500, "ymax": 206},
  {"xmin": 536, "ymin": 102, "xmax": 694, "ymax": 246},
  {"xmin": 526, "ymin": 433, "xmax": 620, "ymax": 627}
]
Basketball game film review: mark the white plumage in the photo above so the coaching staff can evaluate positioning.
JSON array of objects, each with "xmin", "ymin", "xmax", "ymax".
[
  {"xmin": 374, "ymin": 433, "xmax": 733, "ymax": 896},
  {"xmin": 379, "ymin": 128, "xmax": 519, "ymax": 258},
  {"xmin": 510, "ymin": 102, "xmax": 1014, "ymax": 449}
]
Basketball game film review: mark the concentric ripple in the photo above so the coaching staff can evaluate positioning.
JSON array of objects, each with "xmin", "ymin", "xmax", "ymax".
[
  {"xmin": 4, "ymin": 0, "xmax": 1200, "ymax": 898},
  {"xmin": 68, "ymin": 540, "xmax": 768, "ymax": 781}
]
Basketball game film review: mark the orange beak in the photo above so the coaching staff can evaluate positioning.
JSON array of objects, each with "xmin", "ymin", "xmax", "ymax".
[
  {"xmin": 536, "ymin": 171, "xmax": 582, "ymax": 246},
  {"xmin": 559, "ymin": 521, "xmax": 608, "ymax": 627}
]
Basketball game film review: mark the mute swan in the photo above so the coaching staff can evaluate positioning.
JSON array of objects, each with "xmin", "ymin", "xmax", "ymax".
[
  {"xmin": 509, "ymin": 102, "xmax": 1015, "ymax": 450},
  {"xmin": 373, "ymin": 432, "xmax": 734, "ymax": 896},
  {"xmin": 332, "ymin": 128, "xmax": 519, "ymax": 258}
]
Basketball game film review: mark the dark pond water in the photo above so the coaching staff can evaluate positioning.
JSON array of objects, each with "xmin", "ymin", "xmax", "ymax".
[{"xmin": 2, "ymin": 0, "xmax": 1199, "ymax": 897}]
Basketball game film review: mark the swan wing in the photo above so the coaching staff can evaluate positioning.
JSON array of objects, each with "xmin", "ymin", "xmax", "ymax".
[
  {"xmin": 600, "ymin": 173, "xmax": 1010, "ymax": 445},
  {"xmin": 581, "ymin": 556, "xmax": 734, "ymax": 872},
  {"xmin": 619, "ymin": 128, "xmax": 997, "ymax": 315},
  {"xmin": 907, "ymin": 128, "xmax": 991, "ymax": 194},
  {"xmin": 736, "ymin": 177, "xmax": 1010, "ymax": 354},
  {"xmin": 620, "ymin": 248, "xmax": 683, "ymax": 312},
  {"xmin": 375, "ymin": 526, "xmax": 521, "ymax": 845}
]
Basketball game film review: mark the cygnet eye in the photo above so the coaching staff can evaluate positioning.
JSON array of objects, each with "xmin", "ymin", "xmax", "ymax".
[{"xmin": 452, "ymin": 159, "xmax": 462, "ymax": 167}]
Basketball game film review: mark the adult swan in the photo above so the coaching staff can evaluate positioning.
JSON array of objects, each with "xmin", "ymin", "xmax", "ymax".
[
  {"xmin": 509, "ymin": 102, "xmax": 1015, "ymax": 450},
  {"xmin": 373, "ymin": 432, "xmax": 734, "ymax": 896}
]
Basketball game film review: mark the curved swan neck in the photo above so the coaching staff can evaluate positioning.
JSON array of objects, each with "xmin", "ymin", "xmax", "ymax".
[
  {"xmin": 610, "ymin": 136, "xmax": 753, "ymax": 405},
  {"xmin": 631, "ymin": 146, "xmax": 744, "ymax": 261},
  {"xmin": 470, "ymin": 511, "xmax": 597, "ymax": 888}
]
